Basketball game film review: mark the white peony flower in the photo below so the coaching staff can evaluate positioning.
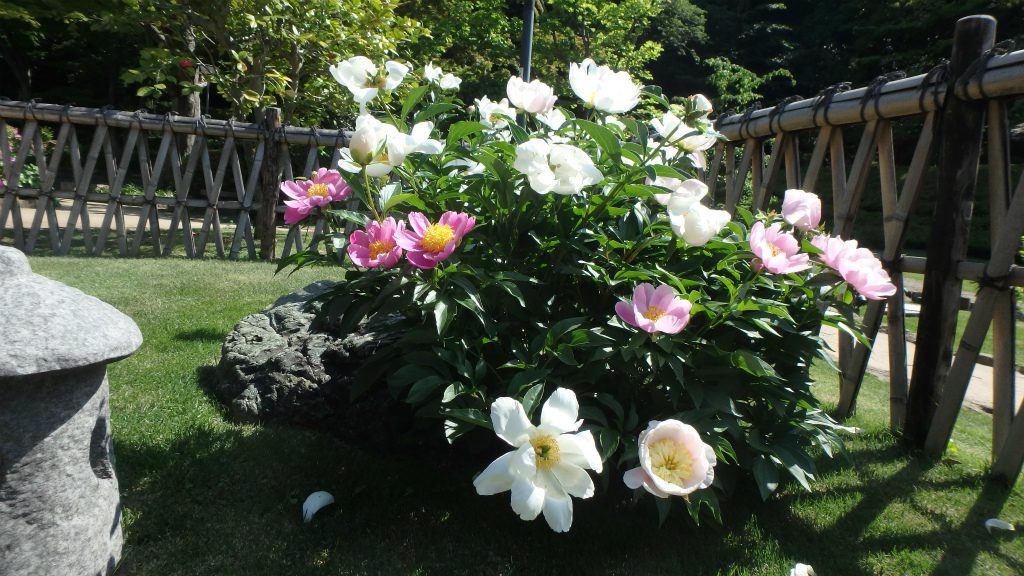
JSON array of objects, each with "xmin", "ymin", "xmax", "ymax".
[
  {"xmin": 473, "ymin": 388, "xmax": 603, "ymax": 533},
  {"xmin": 329, "ymin": 57, "xmax": 409, "ymax": 113},
  {"xmin": 423, "ymin": 62, "xmax": 442, "ymax": 83},
  {"xmin": 536, "ymin": 108, "xmax": 567, "ymax": 130},
  {"xmin": 690, "ymin": 93, "xmax": 713, "ymax": 118},
  {"xmin": 568, "ymin": 58, "xmax": 641, "ymax": 114},
  {"xmin": 475, "ymin": 95, "xmax": 516, "ymax": 130},
  {"xmin": 423, "ymin": 63, "xmax": 461, "ymax": 91},
  {"xmin": 671, "ymin": 203, "xmax": 731, "ymax": 246},
  {"xmin": 338, "ymin": 116, "xmax": 441, "ymax": 177},
  {"xmin": 661, "ymin": 178, "xmax": 729, "ymax": 245},
  {"xmin": 506, "ymin": 76, "xmax": 557, "ymax": 114},
  {"xmin": 439, "ymin": 73, "xmax": 462, "ymax": 91},
  {"xmin": 513, "ymin": 139, "xmax": 603, "ymax": 195},
  {"xmin": 651, "ymin": 111, "xmax": 717, "ymax": 153}
]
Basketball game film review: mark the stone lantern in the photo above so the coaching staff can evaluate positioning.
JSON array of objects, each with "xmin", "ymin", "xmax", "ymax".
[{"xmin": 0, "ymin": 246, "xmax": 142, "ymax": 576}]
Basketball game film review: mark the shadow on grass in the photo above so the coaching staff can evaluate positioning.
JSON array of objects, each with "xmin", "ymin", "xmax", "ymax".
[
  {"xmin": 111, "ymin": 408, "xmax": 1022, "ymax": 575},
  {"xmin": 758, "ymin": 441, "xmax": 1021, "ymax": 575}
]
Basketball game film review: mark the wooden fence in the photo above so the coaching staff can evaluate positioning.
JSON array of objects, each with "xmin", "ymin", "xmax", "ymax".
[
  {"xmin": 0, "ymin": 104, "xmax": 348, "ymax": 259},
  {"xmin": 703, "ymin": 15, "xmax": 1024, "ymax": 481}
]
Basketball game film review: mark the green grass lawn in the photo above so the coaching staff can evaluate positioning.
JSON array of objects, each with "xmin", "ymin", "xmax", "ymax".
[{"xmin": 26, "ymin": 256, "xmax": 1024, "ymax": 575}]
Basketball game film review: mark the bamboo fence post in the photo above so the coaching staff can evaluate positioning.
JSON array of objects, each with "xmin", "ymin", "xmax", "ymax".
[
  {"xmin": 905, "ymin": 15, "xmax": 996, "ymax": 448},
  {"xmin": 988, "ymin": 99, "xmax": 1016, "ymax": 458},
  {"xmin": 257, "ymin": 107, "xmax": 283, "ymax": 260}
]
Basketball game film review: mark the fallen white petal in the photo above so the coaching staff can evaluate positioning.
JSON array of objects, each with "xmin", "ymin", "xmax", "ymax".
[
  {"xmin": 985, "ymin": 518, "xmax": 1015, "ymax": 534},
  {"xmin": 302, "ymin": 491, "xmax": 335, "ymax": 523},
  {"xmin": 790, "ymin": 563, "xmax": 815, "ymax": 576}
]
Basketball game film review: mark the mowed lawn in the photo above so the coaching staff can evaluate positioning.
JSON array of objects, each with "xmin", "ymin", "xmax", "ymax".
[{"xmin": 24, "ymin": 255, "xmax": 1024, "ymax": 576}]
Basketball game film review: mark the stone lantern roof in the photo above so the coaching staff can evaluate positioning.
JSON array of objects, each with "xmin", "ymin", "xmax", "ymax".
[{"xmin": 0, "ymin": 247, "xmax": 142, "ymax": 377}]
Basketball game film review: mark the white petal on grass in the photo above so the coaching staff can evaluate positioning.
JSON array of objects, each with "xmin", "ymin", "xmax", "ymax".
[
  {"xmin": 540, "ymin": 387, "xmax": 581, "ymax": 434},
  {"xmin": 985, "ymin": 518, "xmax": 1015, "ymax": 534},
  {"xmin": 302, "ymin": 491, "xmax": 335, "ymax": 523},
  {"xmin": 491, "ymin": 397, "xmax": 534, "ymax": 446},
  {"xmin": 790, "ymin": 563, "xmax": 816, "ymax": 576}
]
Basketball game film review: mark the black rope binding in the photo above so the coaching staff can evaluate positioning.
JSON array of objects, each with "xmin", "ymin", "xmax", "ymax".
[
  {"xmin": 812, "ymin": 82, "xmax": 851, "ymax": 127},
  {"xmin": 979, "ymin": 270, "xmax": 1011, "ymax": 291},
  {"xmin": 737, "ymin": 101, "xmax": 762, "ymax": 140},
  {"xmin": 768, "ymin": 95, "xmax": 803, "ymax": 134},
  {"xmin": 918, "ymin": 59, "xmax": 951, "ymax": 112},
  {"xmin": 957, "ymin": 39, "xmax": 1016, "ymax": 101},
  {"xmin": 99, "ymin": 104, "xmax": 115, "ymax": 128},
  {"xmin": 859, "ymin": 71, "xmax": 907, "ymax": 123}
]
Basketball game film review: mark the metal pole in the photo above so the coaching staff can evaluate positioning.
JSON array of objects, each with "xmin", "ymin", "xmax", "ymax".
[{"xmin": 521, "ymin": 0, "xmax": 536, "ymax": 81}]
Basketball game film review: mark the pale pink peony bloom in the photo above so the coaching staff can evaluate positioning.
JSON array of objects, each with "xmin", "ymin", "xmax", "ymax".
[
  {"xmin": 623, "ymin": 419, "xmax": 716, "ymax": 498},
  {"xmin": 810, "ymin": 235, "xmax": 897, "ymax": 300},
  {"xmin": 614, "ymin": 283, "xmax": 693, "ymax": 335},
  {"xmin": 749, "ymin": 221, "xmax": 811, "ymax": 274},
  {"xmin": 810, "ymin": 234, "xmax": 852, "ymax": 269},
  {"xmin": 394, "ymin": 211, "xmax": 476, "ymax": 269},
  {"xmin": 506, "ymin": 76, "xmax": 558, "ymax": 114},
  {"xmin": 281, "ymin": 168, "xmax": 351, "ymax": 224},
  {"xmin": 781, "ymin": 189, "xmax": 822, "ymax": 231},
  {"xmin": 347, "ymin": 217, "xmax": 405, "ymax": 269}
]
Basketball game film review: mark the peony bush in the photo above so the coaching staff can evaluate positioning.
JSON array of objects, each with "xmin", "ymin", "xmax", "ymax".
[{"xmin": 278, "ymin": 56, "xmax": 896, "ymax": 531}]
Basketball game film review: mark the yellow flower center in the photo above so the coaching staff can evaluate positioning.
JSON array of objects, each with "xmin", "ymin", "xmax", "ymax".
[
  {"xmin": 648, "ymin": 439, "xmax": 693, "ymax": 486},
  {"xmin": 368, "ymin": 239, "xmax": 395, "ymax": 259},
  {"xmin": 768, "ymin": 244, "xmax": 782, "ymax": 257},
  {"xmin": 420, "ymin": 223, "xmax": 455, "ymax": 254},
  {"xmin": 530, "ymin": 435, "xmax": 561, "ymax": 471},
  {"xmin": 642, "ymin": 305, "xmax": 666, "ymax": 322},
  {"xmin": 306, "ymin": 183, "xmax": 330, "ymax": 199},
  {"xmin": 366, "ymin": 70, "xmax": 388, "ymax": 89}
]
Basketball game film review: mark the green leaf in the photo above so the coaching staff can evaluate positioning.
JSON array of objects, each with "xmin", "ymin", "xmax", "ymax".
[
  {"xmin": 401, "ymin": 85, "xmax": 430, "ymax": 120},
  {"xmin": 752, "ymin": 454, "xmax": 780, "ymax": 501},
  {"xmin": 406, "ymin": 375, "xmax": 447, "ymax": 404},
  {"xmin": 575, "ymin": 119, "xmax": 621, "ymax": 162},
  {"xmin": 444, "ymin": 408, "xmax": 492, "ymax": 429},
  {"xmin": 520, "ymin": 383, "xmax": 545, "ymax": 417},
  {"xmin": 446, "ymin": 121, "xmax": 488, "ymax": 144},
  {"xmin": 730, "ymin": 350, "xmax": 778, "ymax": 379},
  {"xmin": 326, "ymin": 208, "xmax": 369, "ymax": 226},
  {"xmin": 434, "ymin": 297, "xmax": 453, "ymax": 335},
  {"xmin": 414, "ymin": 103, "xmax": 460, "ymax": 123},
  {"xmin": 382, "ymin": 192, "xmax": 426, "ymax": 212},
  {"xmin": 442, "ymin": 382, "xmax": 468, "ymax": 403}
]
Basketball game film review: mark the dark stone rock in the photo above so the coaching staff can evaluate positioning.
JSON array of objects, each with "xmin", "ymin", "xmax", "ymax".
[{"xmin": 213, "ymin": 281, "xmax": 411, "ymax": 439}]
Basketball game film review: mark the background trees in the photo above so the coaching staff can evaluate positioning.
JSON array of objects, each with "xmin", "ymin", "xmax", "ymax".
[{"xmin": 1, "ymin": 0, "xmax": 1022, "ymax": 124}]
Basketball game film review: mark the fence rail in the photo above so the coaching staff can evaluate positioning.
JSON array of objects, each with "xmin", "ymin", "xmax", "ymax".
[{"xmin": 705, "ymin": 15, "xmax": 1024, "ymax": 482}]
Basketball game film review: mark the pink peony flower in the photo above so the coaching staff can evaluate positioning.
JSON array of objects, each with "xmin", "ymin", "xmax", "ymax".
[
  {"xmin": 749, "ymin": 221, "xmax": 811, "ymax": 274},
  {"xmin": 623, "ymin": 419, "xmax": 716, "ymax": 498},
  {"xmin": 614, "ymin": 283, "xmax": 693, "ymax": 334},
  {"xmin": 394, "ymin": 211, "xmax": 476, "ymax": 269},
  {"xmin": 811, "ymin": 235, "xmax": 897, "ymax": 300},
  {"xmin": 281, "ymin": 168, "xmax": 352, "ymax": 224},
  {"xmin": 781, "ymin": 189, "xmax": 822, "ymax": 231},
  {"xmin": 347, "ymin": 217, "xmax": 405, "ymax": 269}
]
